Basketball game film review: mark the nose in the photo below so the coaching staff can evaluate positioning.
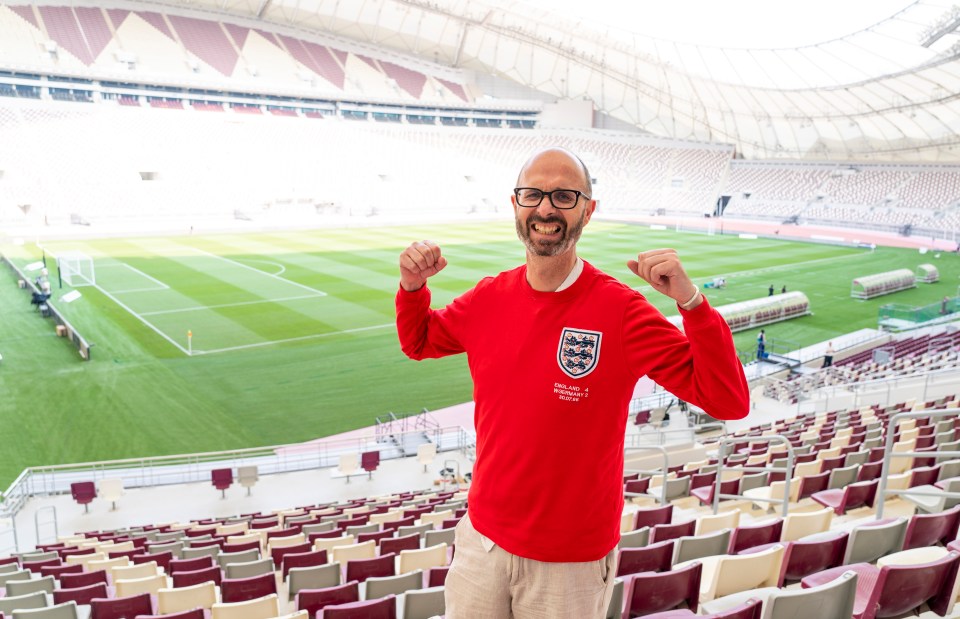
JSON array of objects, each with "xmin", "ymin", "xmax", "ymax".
[{"xmin": 534, "ymin": 196, "xmax": 560, "ymax": 217}]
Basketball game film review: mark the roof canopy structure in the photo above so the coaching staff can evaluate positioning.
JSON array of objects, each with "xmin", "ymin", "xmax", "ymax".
[{"xmin": 124, "ymin": 0, "xmax": 960, "ymax": 160}]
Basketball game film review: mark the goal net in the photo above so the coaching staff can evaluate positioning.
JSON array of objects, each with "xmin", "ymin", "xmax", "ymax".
[{"xmin": 59, "ymin": 251, "xmax": 95, "ymax": 287}]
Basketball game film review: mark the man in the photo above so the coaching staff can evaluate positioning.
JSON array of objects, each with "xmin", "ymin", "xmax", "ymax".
[{"xmin": 395, "ymin": 148, "xmax": 749, "ymax": 618}]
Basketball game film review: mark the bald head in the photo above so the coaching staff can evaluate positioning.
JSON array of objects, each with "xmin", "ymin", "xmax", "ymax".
[{"xmin": 516, "ymin": 148, "xmax": 592, "ymax": 197}]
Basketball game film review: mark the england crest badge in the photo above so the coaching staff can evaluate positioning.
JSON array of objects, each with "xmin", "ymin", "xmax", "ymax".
[{"xmin": 557, "ymin": 327, "xmax": 602, "ymax": 379}]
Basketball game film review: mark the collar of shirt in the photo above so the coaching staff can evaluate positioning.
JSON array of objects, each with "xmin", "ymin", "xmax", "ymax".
[{"xmin": 555, "ymin": 257, "xmax": 584, "ymax": 292}]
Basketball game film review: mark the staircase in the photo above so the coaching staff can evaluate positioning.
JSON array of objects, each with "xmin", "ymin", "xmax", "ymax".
[{"xmin": 374, "ymin": 409, "xmax": 440, "ymax": 456}]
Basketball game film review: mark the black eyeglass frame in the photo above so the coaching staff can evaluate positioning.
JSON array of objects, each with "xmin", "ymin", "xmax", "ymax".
[{"xmin": 513, "ymin": 187, "xmax": 591, "ymax": 210}]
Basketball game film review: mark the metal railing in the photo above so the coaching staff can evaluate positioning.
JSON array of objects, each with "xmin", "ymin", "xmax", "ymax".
[
  {"xmin": 875, "ymin": 408, "xmax": 960, "ymax": 519},
  {"xmin": 624, "ymin": 419, "xmax": 727, "ymax": 449},
  {"xmin": 0, "ymin": 425, "xmax": 474, "ymax": 522},
  {"xmin": 713, "ymin": 435, "xmax": 795, "ymax": 517}
]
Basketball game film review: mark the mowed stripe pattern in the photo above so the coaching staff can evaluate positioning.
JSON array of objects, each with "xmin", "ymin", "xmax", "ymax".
[{"xmin": 0, "ymin": 221, "xmax": 956, "ymax": 487}]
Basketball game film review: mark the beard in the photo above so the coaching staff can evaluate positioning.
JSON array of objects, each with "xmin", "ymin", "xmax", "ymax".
[{"xmin": 515, "ymin": 210, "xmax": 587, "ymax": 257}]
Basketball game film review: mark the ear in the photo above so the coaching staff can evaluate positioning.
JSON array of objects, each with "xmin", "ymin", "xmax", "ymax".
[
  {"xmin": 511, "ymin": 193, "xmax": 519, "ymax": 216},
  {"xmin": 583, "ymin": 198, "xmax": 597, "ymax": 224}
]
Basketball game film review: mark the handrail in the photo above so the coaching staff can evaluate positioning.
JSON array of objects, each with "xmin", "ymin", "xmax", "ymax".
[
  {"xmin": 875, "ymin": 407, "xmax": 960, "ymax": 519},
  {"xmin": 624, "ymin": 421, "xmax": 727, "ymax": 449},
  {"xmin": 1, "ymin": 425, "xmax": 472, "ymax": 521},
  {"xmin": 714, "ymin": 435, "xmax": 795, "ymax": 517},
  {"xmin": 624, "ymin": 445, "xmax": 669, "ymax": 505}
]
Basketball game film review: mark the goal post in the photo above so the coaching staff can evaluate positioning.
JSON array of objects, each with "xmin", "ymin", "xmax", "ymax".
[{"xmin": 58, "ymin": 251, "xmax": 95, "ymax": 287}]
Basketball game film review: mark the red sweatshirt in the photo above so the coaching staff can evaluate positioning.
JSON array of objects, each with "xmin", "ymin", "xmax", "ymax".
[{"xmin": 396, "ymin": 260, "xmax": 749, "ymax": 562}]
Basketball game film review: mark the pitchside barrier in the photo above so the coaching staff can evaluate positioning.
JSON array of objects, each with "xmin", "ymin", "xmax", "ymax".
[
  {"xmin": 878, "ymin": 296, "xmax": 960, "ymax": 332},
  {"xmin": 1, "ymin": 254, "xmax": 93, "ymax": 360}
]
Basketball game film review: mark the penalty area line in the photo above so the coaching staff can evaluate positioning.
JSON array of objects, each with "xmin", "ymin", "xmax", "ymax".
[{"xmin": 190, "ymin": 323, "xmax": 395, "ymax": 355}]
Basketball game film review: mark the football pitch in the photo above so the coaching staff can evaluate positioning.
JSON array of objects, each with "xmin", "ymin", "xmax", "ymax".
[{"xmin": 2, "ymin": 220, "xmax": 958, "ymax": 488}]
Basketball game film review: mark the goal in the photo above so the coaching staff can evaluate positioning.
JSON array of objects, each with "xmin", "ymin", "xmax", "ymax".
[{"xmin": 59, "ymin": 251, "xmax": 95, "ymax": 287}]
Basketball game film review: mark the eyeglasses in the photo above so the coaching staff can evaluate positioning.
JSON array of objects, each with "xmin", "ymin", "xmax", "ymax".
[{"xmin": 514, "ymin": 187, "xmax": 590, "ymax": 210}]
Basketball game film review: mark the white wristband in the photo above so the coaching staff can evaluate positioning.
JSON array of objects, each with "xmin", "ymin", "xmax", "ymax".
[{"xmin": 679, "ymin": 285, "xmax": 701, "ymax": 310}]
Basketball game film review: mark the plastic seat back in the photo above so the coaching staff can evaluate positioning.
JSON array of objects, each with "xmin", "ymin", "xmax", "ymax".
[
  {"xmin": 873, "ymin": 550, "xmax": 960, "ymax": 618},
  {"xmin": 90, "ymin": 593, "xmax": 153, "ymax": 619},
  {"xmin": 729, "ymin": 519, "xmax": 784, "ymax": 555},
  {"xmin": 323, "ymin": 595, "xmax": 396, "ymax": 619},
  {"xmin": 844, "ymin": 517, "xmax": 907, "ymax": 564},
  {"xmin": 220, "ymin": 572, "xmax": 277, "ymax": 604},
  {"xmin": 780, "ymin": 531, "xmax": 848, "ymax": 584},
  {"xmin": 11, "ymin": 601, "xmax": 79, "ymax": 619},
  {"xmin": 903, "ymin": 505, "xmax": 960, "ymax": 550},
  {"xmin": 764, "ymin": 570, "xmax": 856, "ymax": 619},
  {"xmin": 52, "ymin": 583, "xmax": 109, "ymax": 606},
  {"xmin": 624, "ymin": 561, "xmax": 702, "ymax": 616},
  {"xmin": 616, "ymin": 540, "xmax": 674, "ymax": 577},
  {"xmin": 295, "ymin": 581, "xmax": 360, "ymax": 616},
  {"xmin": 672, "ymin": 530, "xmax": 731, "ymax": 566}
]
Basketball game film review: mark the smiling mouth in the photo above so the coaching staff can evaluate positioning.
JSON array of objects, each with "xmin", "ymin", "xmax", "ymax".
[{"xmin": 532, "ymin": 222, "xmax": 562, "ymax": 235}]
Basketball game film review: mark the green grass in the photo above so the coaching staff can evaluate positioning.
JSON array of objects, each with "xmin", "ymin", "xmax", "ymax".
[{"xmin": 1, "ymin": 221, "xmax": 958, "ymax": 488}]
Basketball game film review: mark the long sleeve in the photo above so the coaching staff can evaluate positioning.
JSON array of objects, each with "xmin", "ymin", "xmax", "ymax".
[
  {"xmin": 395, "ymin": 283, "xmax": 475, "ymax": 360},
  {"xmin": 622, "ymin": 295, "xmax": 749, "ymax": 421}
]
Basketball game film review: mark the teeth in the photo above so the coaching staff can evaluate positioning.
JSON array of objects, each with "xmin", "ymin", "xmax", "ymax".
[{"xmin": 533, "ymin": 223, "xmax": 560, "ymax": 234}]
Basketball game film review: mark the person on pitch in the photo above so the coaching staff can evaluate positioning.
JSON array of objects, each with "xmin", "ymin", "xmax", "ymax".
[{"xmin": 396, "ymin": 147, "xmax": 749, "ymax": 618}]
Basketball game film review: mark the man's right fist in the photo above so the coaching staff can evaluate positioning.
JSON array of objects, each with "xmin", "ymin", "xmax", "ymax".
[{"xmin": 399, "ymin": 240, "xmax": 447, "ymax": 291}]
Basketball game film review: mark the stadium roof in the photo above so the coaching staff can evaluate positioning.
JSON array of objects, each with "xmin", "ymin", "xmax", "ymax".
[{"xmin": 136, "ymin": 0, "xmax": 960, "ymax": 160}]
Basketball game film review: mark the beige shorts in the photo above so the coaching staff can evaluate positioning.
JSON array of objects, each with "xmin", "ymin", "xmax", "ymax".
[{"xmin": 445, "ymin": 513, "xmax": 618, "ymax": 619}]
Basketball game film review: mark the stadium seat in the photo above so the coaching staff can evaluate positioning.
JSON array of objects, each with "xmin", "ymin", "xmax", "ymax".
[
  {"xmin": 360, "ymin": 451, "xmax": 380, "ymax": 479},
  {"xmin": 287, "ymin": 562, "xmax": 342, "ymax": 600},
  {"xmin": 322, "ymin": 595, "xmax": 396, "ymax": 619},
  {"xmin": 98, "ymin": 479, "xmax": 124, "ymax": 510},
  {"xmin": 172, "ymin": 565, "xmax": 223, "ymax": 589},
  {"xmin": 671, "ymin": 530, "xmax": 731, "ymax": 566},
  {"xmin": 211, "ymin": 469, "xmax": 233, "ymax": 498},
  {"xmin": 364, "ymin": 570, "xmax": 422, "ymax": 599},
  {"xmin": 397, "ymin": 543, "xmax": 447, "ymax": 573},
  {"xmin": 779, "ymin": 507, "xmax": 833, "ymax": 542},
  {"xmin": 776, "ymin": 531, "xmax": 849, "ymax": 585},
  {"xmin": 700, "ymin": 569, "xmax": 856, "ymax": 619},
  {"xmin": 641, "ymin": 598, "xmax": 762, "ymax": 618},
  {"xmin": 677, "ymin": 544, "xmax": 785, "ymax": 602},
  {"xmin": 220, "ymin": 572, "xmax": 276, "ymax": 603},
  {"xmin": 0, "ymin": 592, "xmax": 49, "ymax": 616},
  {"xmin": 169, "ymin": 556, "xmax": 214, "ymax": 574},
  {"xmin": 621, "ymin": 561, "xmax": 702, "ymax": 616},
  {"xmin": 10, "ymin": 601, "xmax": 79, "ymax": 619},
  {"xmin": 344, "ymin": 553, "xmax": 396, "ymax": 583},
  {"xmin": 616, "ymin": 540, "xmax": 674, "ymax": 577},
  {"xmin": 801, "ymin": 550, "xmax": 960, "ymax": 619},
  {"xmin": 337, "ymin": 454, "xmax": 360, "ymax": 483},
  {"xmin": 811, "ymin": 478, "xmax": 878, "ymax": 515},
  {"xmin": 902, "ymin": 505, "xmax": 960, "ymax": 549},
  {"xmin": 70, "ymin": 482, "xmax": 96, "ymax": 513},
  {"xmin": 211, "ymin": 593, "xmax": 279, "ymax": 619},
  {"xmin": 900, "ymin": 478, "xmax": 960, "ymax": 513},
  {"xmin": 224, "ymin": 558, "xmax": 274, "ymax": 579},
  {"xmin": 90, "ymin": 593, "xmax": 154, "ymax": 619},
  {"xmin": 295, "ymin": 582, "xmax": 360, "ymax": 616},
  {"xmin": 416, "ymin": 443, "xmax": 436, "ymax": 473},
  {"xmin": 728, "ymin": 519, "xmax": 783, "ymax": 554},
  {"xmin": 237, "ymin": 466, "xmax": 258, "ymax": 496},
  {"xmin": 402, "ymin": 586, "xmax": 444, "ymax": 619},
  {"xmin": 280, "ymin": 549, "xmax": 327, "ymax": 578},
  {"xmin": 157, "ymin": 581, "xmax": 218, "ymax": 615}
]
